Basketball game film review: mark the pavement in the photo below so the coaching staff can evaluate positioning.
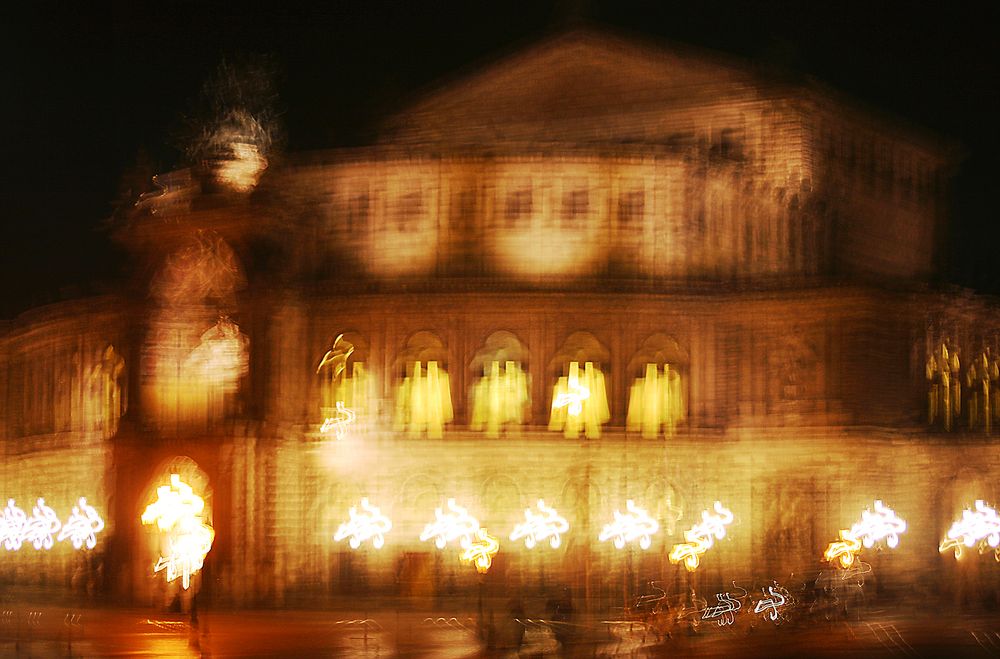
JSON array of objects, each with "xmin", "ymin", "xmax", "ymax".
[{"xmin": 0, "ymin": 601, "xmax": 999, "ymax": 657}]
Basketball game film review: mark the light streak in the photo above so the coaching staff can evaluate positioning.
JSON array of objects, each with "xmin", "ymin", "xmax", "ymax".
[
  {"xmin": 753, "ymin": 583, "xmax": 788, "ymax": 622},
  {"xmin": 461, "ymin": 527, "xmax": 500, "ymax": 574},
  {"xmin": 510, "ymin": 499, "xmax": 570, "ymax": 549},
  {"xmin": 56, "ymin": 498, "xmax": 105, "ymax": 550},
  {"xmin": 23, "ymin": 499, "xmax": 61, "ymax": 550},
  {"xmin": 553, "ymin": 378, "xmax": 590, "ymax": 417},
  {"xmin": 141, "ymin": 474, "xmax": 215, "ymax": 590},
  {"xmin": 153, "ymin": 523, "xmax": 215, "ymax": 590},
  {"xmin": 940, "ymin": 500, "xmax": 1000, "ymax": 559},
  {"xmin": 1, "ymin": 500, "xmax": 27, "ymax": 551},
  {"xmin": 849, "ymin": 500, "xmax": 906, "ymax": 549},
  {"xmin": 320, "ymin": 401, "xmax": 357, "ymax": 438},
  {"xmin": 598, "ymin": 500, "xmax": 659, "ymax": 550},
  {"xmin": 824, "ymin": 529, "xmax": 863, "ymax": 568},
  {"xmin": 702, "ymin": 591, "xmax": 742, "ymax": 626},
  {"xmin": 334, "ymin": 498, "xmax": 392, "ymax": 549},
  {"xmin": 420, "ymin": 499, "xmax": 480, "ymax": 549},
  {"xmin": 668, "ymin": 501, "xmax": 734, "ymax": 571},
  {"xmin": 668, "ymin": 531, "xmax": 712, "ymax": 571}
]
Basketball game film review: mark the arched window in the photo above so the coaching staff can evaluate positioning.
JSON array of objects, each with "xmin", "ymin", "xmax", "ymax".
[
  {"xmin": 548, "ymin": 332, "xmax": 610, "ymax": 439},
  {"xmin": 469, "ymin": 331, "xmax": 531, "ymax": 437},
  {"xmin": 316, "ymin": 332, "xmax": 371, "ymax": 436},
  {"xmin": 393, "ymin": 332, "xmax": 453, "ymax": 438},
  {"xmin": 626, "ymin": 334, "xmax": 688, "ymax": 438}
]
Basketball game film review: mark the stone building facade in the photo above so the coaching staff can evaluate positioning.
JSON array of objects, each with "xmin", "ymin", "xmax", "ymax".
[{"xmin": 1, "ymin": 30, "xmax": 997, "ymax": 611}]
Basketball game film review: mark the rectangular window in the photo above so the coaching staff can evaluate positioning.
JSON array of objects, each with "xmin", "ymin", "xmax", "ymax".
[
  {"xmin": 346, "ymin": 193, "xmax": 369, "ymax": 235},
  {"xmin": 396, "ymin": 191, "xmax": 423, "ymax": 233},
  {"xmin": 562, "ymin": 188, "xmax": 589, "ymax": 226},
  {"xmin": 618, "ymin": 190, "xmax": 644, "ymax": 231},
  {"xmin": 505, "ymin": 188, "xmax": 532, "ymax": 229}
]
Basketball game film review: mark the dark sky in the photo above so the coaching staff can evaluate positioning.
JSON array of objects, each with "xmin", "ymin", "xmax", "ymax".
[{"xmin": 3, "ymin": 1, "xmax": 998, "ymax": 317}]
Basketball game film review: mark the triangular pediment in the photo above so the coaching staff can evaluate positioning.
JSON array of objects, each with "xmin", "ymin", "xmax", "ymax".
[{"xmin": 380, "ymin": 29, "xmax": 763, "ymax": 145}]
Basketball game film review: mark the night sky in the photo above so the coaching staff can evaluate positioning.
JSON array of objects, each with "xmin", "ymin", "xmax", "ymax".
[{"xmin": 4, "ymin": 1, "xmax": 997, "ymax": 318}]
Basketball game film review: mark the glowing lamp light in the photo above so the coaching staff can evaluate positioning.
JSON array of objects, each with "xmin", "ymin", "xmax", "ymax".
[
  {"xmin": 940, "ymin": 500, "xmax": 1000, "ymax": 559},
  {"xmin": 141, "ymin": 474, "xmax": 215, "ymax": 590},
  {"xmin": 461, "ymin": 527, "xmax": 500, "ymax": 574},
  {"xmin": 321, "ymin": 401, "xmax": 357, "ymax": 438},
  {"xmin": 153, "ymin": 524, "xmax": 215, "ymax": 590},
  {"xmin": 510, "ymin": 499, "xmax": 570, "ymax": 549},
  {"xmin": 668, "ymin": 501, "xmax": 734, "ymax": 571},
  {"xmin": 24, "ymin": 498, "xmax": 61, "ymax": 551},
  {"xmin": 2, "ymin": 498, "xmax": 104, "ymax": 552},
  {"xmin": 334, "ymin": 498, "xmax": 392, "ymax": 549},
  {"xmin": 824, "ymin": 529, "xmax": 863, "ymax": 568},
  {"xmin": 599, "ymin": 500, "xmax": 659, "ymax": 550},
  {"xmin": 668, "ymin": 531, "xmax": 712, "ymax": 571},
  {"xmin": 553, "ymin": 380, "xmax": 590, "ymax": 417},
  {"xmin": 216, "ymin": 142, "xmax": 267, "ymax": 192},
  {"xmin": 849, "ymin": 500, "xmax": 907, "ymax": 549},
  {"xmin": 1, "ymin": 499, "xmax": 27, "ymax": 551},
  {"xmin": 420, "ymin": 499, "xmax": 480, "ymax": 549},
  {"xmin": 56, "ymin": 498, "xmax": 105, "ymax": 550}
]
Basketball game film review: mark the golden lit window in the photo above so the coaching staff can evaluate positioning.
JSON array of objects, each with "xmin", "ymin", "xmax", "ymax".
[{"xmin": 469, "ymin": 331, "xmax": 531, "ymax": 437}]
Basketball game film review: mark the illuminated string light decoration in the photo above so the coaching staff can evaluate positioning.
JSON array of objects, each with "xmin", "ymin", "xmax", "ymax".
[
  {"xmin": 823, "ymin": 500, "xmax": 906, "ymax": 568},
  {"xmin": 141, "ymin": 474, "xmax": 215, "ymax": 590},
  {"xmin": 470, "ymin": 360, "xmax": 530, "ymax": 437},
  {"xmin": 702, "ymin": 591, "xmax": 742, "ymax": 626},
  {"xmin": 334, "ymin": 498, "xmax": 392, "ymax": 549},
  {"xmin": 510, "ymin": 499, "xmax": 570, "ymax": 549},
  {"xmin": 461, "ymin": 527, "xmax": 500, "ymax": 574},
  {"xmin": 939, "ymin": 500, "xmax": 1000, "ymax": 560},
  {"xmin": 1, "ymin": 498, "xmax": 105, "ymax": 551},
  {"xmin": 753, "ymin": 583, "xmax": 789, "ymax": 622},
  {"xmin": 549, "ymin": 361, "xmax": 609, "ymax": 439},
  {"xmin": 56, "ymin": 498, "xmax": 105, "ymax": 550},
  {"xmin": 669, "ymin": 532, "xmax": 712, "ymax": 571},
  {"xmin": 669, "ymin": 501, "xmax": 734, "ymax": 571},
  {"xmin": 420, "ymin": 499, "xmax": 480, "ymax": 549},
  {"xmin": 320, "ymin": 401, "xmax": 357, "ymax": 438},
  {"xmin": 626, "ymin": 363, "xmax": 685, "ymax": 438},
  {"xmin": 824, "ymin": 529, "xmax": 863, "ymax": 568},
  {"xmin": 599, "ymin": 499, "xmax": 659, "ymax": 550},
  {"xmin": 849, "ymin": 500, "xmax": 907, "ymax": 549},
  {"xmin": 1, "ymin": 500, "xmax": 27, "ymax": 551},
  {"xmin": 23, "ymin": 499, "xmax": 61, "ymax": 551},
  {"xmin": 394, "ymin": 361, "xmax": 454, "ymax": 439}
]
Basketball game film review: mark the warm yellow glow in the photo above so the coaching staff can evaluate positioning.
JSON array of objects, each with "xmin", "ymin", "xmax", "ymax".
[
  {"xmin": 939, "ymin": 500, "xmax": 1000, "ymax": 560},
  {"xmin": 420, "ymin": 499, "xmax": 479, "ymax": 549},
  {"xmin": 850, "ymin": 500, "xmax": 906, "ymax": 549},
  {"xmin": 141, "ymin": 474, "xmax": 215, "ymax": 590},
  {"xmin": 549, "ymin": 361, "xmax": 609, "ymax": 439},
  {"xmin": 320, "ymin": 401, "xmax": 356, "ymax": 438},
  {"xmin": 461, "ymin": 527, "xmax": 499, "ymax": 574},
  {"xmin": 470, "ymin": 361, "xmax": 530, "ymax": 437},
  {"xmin": 394, "ymin": 361, "xmax": 453, "ymax": 439},
  {"xmin": 216, "ymin": 142, "xmax": 267, "ymax": 192},
  {"xmin": 598, "ymin": 499, "xmax": 659, "ymax": 550},
  {"xmin": 823, "ymin": 529, "xmax": 862, "ymax": 569},
  {"xmin": 668, "ymin": 501, "xmax": 733, "ymax": 571},
  {"xmin": 509, "ymin": 499, "xmax": 569, "ymax": 549},
  {"xmin": 626, "ymin": 363, "xmax": 685, "ymax": 438},
  {"xmin": 334, "ymin": 498, "xmax": 392, "ymax": 550}
]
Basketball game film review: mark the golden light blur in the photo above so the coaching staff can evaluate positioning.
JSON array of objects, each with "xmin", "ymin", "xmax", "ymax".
[{"xmin": 0, "ymin": 25, "xmax": 995, "ymax": 658}]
